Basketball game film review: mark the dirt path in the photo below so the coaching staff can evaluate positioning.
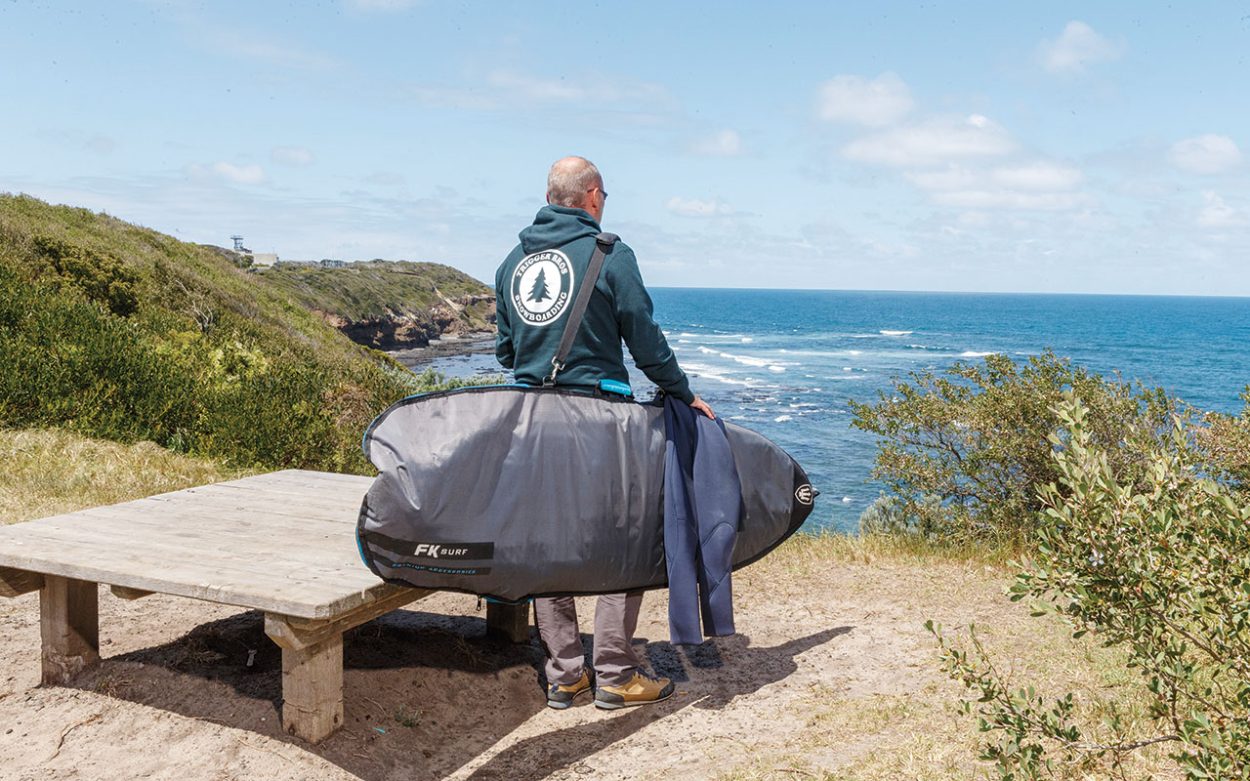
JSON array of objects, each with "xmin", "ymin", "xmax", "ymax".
[{"xmin": 0, "ymin": 553, "xmax": 1023, "ymax": 780}]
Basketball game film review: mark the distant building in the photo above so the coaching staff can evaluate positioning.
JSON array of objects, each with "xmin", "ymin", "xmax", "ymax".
[
  {"xmin": 319, "ymin": 259, "xmax": 345, "ymax": 268},
  {"xmin": 228, "ymin": 235, "xmax": 278, "ymax": 269}
]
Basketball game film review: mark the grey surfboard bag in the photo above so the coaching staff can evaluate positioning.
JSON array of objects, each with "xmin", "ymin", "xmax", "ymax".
[{"xmin": 356, "ymin": 385, "xmax": 816, "ymax": 602}]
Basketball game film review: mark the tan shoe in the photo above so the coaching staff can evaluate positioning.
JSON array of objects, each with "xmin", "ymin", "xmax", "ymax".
[
  {"xmin": 594, "ymin": 671, "xmax": 675, "ymax": 710},
  {"xmin": 546, "ymin": 668, "xmax": 593, "ymax": 709}
]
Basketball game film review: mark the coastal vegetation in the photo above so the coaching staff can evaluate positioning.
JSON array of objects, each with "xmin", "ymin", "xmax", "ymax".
[
  {"xmin": 3, "ymin": 192, "xmax": 1246, "ymax": 777},
  {"xmin": 0, "ymin": 194, "xmax": 477, "ymax": 473},
  {"xmin": 260, "ymin": 259, "xmax": 494, "ymax": 349},
  {"xmin": 854, "ymin": 354, "xmax": 1250, "ymax": 780}
]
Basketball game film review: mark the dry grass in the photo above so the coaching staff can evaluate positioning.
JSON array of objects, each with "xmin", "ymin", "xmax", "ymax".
[
  {"xmin": 0, "ymin": 427, "xmax": 246, "ymax": 524},
  {"xmin": 774, "ymin": 530, "xmax": 1019, "ymax": 571},
  {"xmin": 0, "ymin": 427, "xmax": 1186, "ymax": 779},
  {"xmin": 723, "ymin": 532, "xmax": 1182, "ymax": 781}
]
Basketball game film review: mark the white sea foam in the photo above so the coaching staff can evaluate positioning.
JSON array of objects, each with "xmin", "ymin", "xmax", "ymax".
[
  {"xmin": 880, "ymin": 329, "xmax": 913, "ymax": 336},
  {"xmin": 848, "ymin": 350, "xmax": 863, "ymax": 356},
  {"xmin": 683, "ymin": 362, "xmax": 752, "ymax": 387},
  {"xmin": 841, "ymin": 496, "xmax": 852, "ymax": 504},
  {"xmin": 718, "ymin": 350, "xmax": 771, "ymax": 367},
  {"xmin": 741, "ymin": 337, "xmax": 754, "ymax": 343},
  {"xmin": 678, "ymin": 332, "xmax": 748, "ymax": 340},
  {"xmin": 960, "ymin": 351, "xmax": 993, "ymax": 357},
  {"xmin": 768, "ymin": 365, "xmax": 786, "ymax": 373},
  {"xmin": 774, "ymin": 414, "xmax": 792, "ymax": 422}
]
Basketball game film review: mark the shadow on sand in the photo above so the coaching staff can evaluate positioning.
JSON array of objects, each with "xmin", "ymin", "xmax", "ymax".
[{"xmin": 68, "ymin": 609, "xmax": 850, "ymax": 780}]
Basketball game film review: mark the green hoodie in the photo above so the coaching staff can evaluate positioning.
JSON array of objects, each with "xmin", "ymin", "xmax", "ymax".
[{"xmin": 495, "ymin": 205, "xmax": 694, "ymax": 403}]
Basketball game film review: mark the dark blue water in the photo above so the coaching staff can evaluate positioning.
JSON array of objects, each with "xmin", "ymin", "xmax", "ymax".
[{"xmin": 425, "ymin": 290, "xmax": 1250, "ymax": 532}]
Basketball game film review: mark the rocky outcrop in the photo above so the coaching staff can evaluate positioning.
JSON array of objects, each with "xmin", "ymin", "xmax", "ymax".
[{"xmin": 315, "ymin": 291, "xmax": 495, "ymax": 350}]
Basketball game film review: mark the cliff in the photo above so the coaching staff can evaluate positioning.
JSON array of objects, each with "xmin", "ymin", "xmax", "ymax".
[{"xmin": 258, "ymin": 260, "xmax": 495, "ymax": 349}]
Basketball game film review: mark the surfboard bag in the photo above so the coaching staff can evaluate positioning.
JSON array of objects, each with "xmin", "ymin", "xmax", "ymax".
[{"xmin": 356, "ymin": 386, "xmax": 816, "ymax": 602}]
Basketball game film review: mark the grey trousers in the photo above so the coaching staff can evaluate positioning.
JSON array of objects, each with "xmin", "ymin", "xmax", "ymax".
[{"xmin": 534, "ymin": 592, "xmax": 644, "ymax": 688}]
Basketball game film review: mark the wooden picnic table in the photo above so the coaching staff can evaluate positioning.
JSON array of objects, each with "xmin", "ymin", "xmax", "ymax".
[{"xmin": 0, "ymin": 469, "xmax": 530, "ymax": 743}]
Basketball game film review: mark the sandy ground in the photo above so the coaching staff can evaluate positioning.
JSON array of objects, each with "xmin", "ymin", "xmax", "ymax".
[{"xmin": 0, "ymin": 555, "xmax": 1017, "ymax": 781}]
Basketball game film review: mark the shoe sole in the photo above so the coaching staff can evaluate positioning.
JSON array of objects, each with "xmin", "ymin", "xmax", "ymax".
[
  {"xmin": 547, "ymin": 688, "xmax": 592, "ymax": 710},
  {"xmin": 593, "ymin": 688, "xmax": 674, "ymax": 710}
]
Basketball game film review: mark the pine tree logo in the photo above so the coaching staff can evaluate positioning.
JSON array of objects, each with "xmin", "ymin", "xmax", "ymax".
[
  {"xmin": 527, "ymin": 268, "xmax": 551, "ymax": 303},
  {"xmin": 511, "ymin": 250, "xmax": 575, "ymax": 326}
]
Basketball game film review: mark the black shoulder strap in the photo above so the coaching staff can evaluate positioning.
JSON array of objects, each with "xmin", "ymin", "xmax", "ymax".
[{"xmin": 546, "ymin": 232, "xmax": 618, "ymax": 385}]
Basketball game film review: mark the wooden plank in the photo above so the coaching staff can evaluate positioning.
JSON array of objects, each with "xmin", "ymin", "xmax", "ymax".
[
  {"xmin": 56, "ymin": 507, "xmax": 357, "ymax": 553},
  {"xmin": 260, "ymin": 469, "xmax": 373, "ymax": 485},
  {"xmin": 486, "ymin": 601, "xmax": 531, "ymax": 644},
  {"xmin": 264, "ymin": 587, "xmax": 432, "ymax": 652},
  {"xmin": 109, "ymin": 585, "xmax": 153, "ymax": 600},
  {"xmin": 1, "ymin": 505, "xmax": 360, "ymax": 560},
  {"xmin": 0, "ymin": 533, "xmax": 391, "ymax": 618},
  {"xmin": 279, "ymin": 631, "xmax": 343, "ymax": 743},
  {"xmin": 0, "ymin": 518, "xmax": 364, "ymax": 577},
  {"xmin": 0, "ymin": 566, "xmax": 43, "ymax": 598},
  {"xmin": 40, "ymin": 576, "xmax": 99, "ymax": 684},
  {"xmin": 96, "ymin": 491, "xmax": 360, "ymax": 524}
]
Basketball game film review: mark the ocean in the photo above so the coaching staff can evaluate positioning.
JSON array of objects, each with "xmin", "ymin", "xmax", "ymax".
[{"xmin": 421, "ymin": 289, "xmax": 1250, "ymax": 533}]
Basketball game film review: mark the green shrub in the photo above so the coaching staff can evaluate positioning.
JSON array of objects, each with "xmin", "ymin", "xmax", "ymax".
[
  {"xmin": 31, "ymin": 234, "xmax": 140, "ymax": 317},
  {"xmin": 1199, "ymin": 389, "xmax": 1250, "ymax": 491},
  {"xmin": 0, "ymin": 194, "xmax": 482, "ymax": 473},
  {"xmin": 931, "ymin": 393, "xmax": 1250, "ymax": 780},
  {"xmin": 850, "ymin": 351, "xmax": 1177, "ymax": 544}
]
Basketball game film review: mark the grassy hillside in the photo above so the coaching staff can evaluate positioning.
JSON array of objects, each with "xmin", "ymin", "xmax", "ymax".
[
  {"xmin": 0, "ymin": 428, "xmax": 243, "ymax": 524},
  {"xmin": 261, "ymin": 260, "xmax": 494, "ymax": 333},
  {"xmin": 0, "ymin": 193, "xmax": 449, "ymax": 472}
]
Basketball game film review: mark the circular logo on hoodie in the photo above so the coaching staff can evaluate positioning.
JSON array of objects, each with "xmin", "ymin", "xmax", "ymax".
[{"xmin": 511, "ymin": 249, "xmax": 575, "ymax": 326}]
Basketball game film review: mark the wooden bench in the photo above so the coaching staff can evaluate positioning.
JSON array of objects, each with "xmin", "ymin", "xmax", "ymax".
[{"xmin": 0, "ymin": 469, "xmax": 530, "ymax": 743}]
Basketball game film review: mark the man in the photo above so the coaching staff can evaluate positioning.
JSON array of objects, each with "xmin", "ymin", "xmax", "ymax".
[{"xmin": 495, "ymin": 156, "xmax": 714, "ymax": 710}]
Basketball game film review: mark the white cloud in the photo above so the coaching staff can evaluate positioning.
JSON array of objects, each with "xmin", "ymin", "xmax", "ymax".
[
  {"xmin": 344, "ymin": 0, "xmax": 418, "ymax": 10},
  {"xmin": 990, "ymin": 162, "xmax": 1084, "ymax": 191},
  {"xmin": 690, "ymin": 129, "xmax": 744, "ymax": 157},
  {"xmin": 271, "ymin": 146, "xmax": 315, "ymax": 167},
  {"xmin": 200, "ymin": 28, "xmax": 339, "ymax": 71},
  {"xmin": 408, "ymin": 69, "xmax": 675, "ymax": 114},
  {"xmin": 905, "ymin": 161, "xmax": 1086, "ymax": 211},
  {"xmin": 1197, "ymin": 191, "xmax": 1247, "ymax": 228},
  {"xmin": 485, "ymin": 69, "xmax": 671, "ymax": 106},
  {"xmin": 1037, "ymin": 21, "xmax": 1124, "ymax": 74},
  {"xmin": 666, "ymin": 197, "xmax": 733, "ymax": 217},
  {"xmin": 842, "ymin": 114, "xmax": 1015, "ymax": 167},
  {"xmin": 905, "ymin": 166, "xmax": 980, "ymax": 191},
  {"xmin": 186, "ymin": 161, "xmax": 266, "ymax": 185},
  {"xmin": 1168, "ymin": 134, "xmax": 1243, "ymax": 175},
  {"xmin": 816, "ymin": 72, "xmax": 913, "ymax": 127},
  {"xmin": 931, "ymin": 190, "xmax": 1090, "ymax": 211}
]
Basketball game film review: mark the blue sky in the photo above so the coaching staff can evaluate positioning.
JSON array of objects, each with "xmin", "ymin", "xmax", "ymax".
[{"xmin": 2, "ymin": 1, "xmax": 1248, "ymax": 294}]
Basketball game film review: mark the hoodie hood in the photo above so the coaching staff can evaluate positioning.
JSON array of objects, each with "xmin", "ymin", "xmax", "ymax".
[{"xmin": 519, "ymin": 205, "xmax": 601, "ymax": 254}]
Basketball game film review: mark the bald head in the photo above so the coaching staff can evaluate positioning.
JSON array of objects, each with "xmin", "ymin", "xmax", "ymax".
[{"xmin": 546, "ymin": 156, "xmax": 604, "ymax": 210}]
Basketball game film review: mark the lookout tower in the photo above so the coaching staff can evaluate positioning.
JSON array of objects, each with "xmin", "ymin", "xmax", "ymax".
[{"xmin": 231, "ymin": 235, "xmax": 246, "ymax": 251}]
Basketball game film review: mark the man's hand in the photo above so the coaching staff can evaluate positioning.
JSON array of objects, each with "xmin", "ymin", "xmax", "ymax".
[{"xmin": 690, "ymin": 395, "xmax": 715, "ymax": 420}]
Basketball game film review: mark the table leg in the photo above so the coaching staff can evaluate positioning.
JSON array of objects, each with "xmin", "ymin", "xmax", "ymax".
[
  {"xmin": 262, "ymin": 589, "xmax": 430, "ymax": 743},
  {"xmin": 40, "ymin": 576, "xmax": 100, "ymax": 685},
  {"xmin": 279, "ymin": 633, "xmax": 344, "ymax": 743},
  {"xmin": 486, "ymin": 600, "xmax": 531, "ymax": 643}
]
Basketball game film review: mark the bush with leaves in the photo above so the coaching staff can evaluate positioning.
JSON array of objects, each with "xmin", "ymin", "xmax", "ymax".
[
  {"xmin": 930, "ymin": 393, "xmax": 1249, "ymax": 780},
  {"xmin": 1199, "ymin": 389, "xmax": 1250, "ymax": 493},
  {"xmin": 850, "ymin": 351, "xmax": 1177, "ymax": 544}
]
